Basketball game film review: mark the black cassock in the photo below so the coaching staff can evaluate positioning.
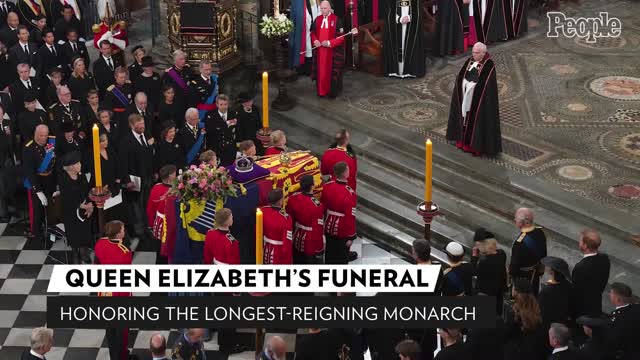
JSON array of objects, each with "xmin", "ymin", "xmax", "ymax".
[
  {"xmin": 446, "ymin": 55, "xmax": 502, "ymax": 156},
  {"xmin": 433, "ymin": 0, "xmax": 467, "ymax": 57},
  {"xmin": 383, "ymin": 0, "xmax": 425, "ymax": 78},
  {"xmin": 472, "ymin": 0, "xmax": 508, "ymax": 44},
  {"xmin": 60, "ymin": 172, "xmax": 92, "ymax": 248},
  {"xmin": 505, "ymin": 0, "xmax": 528, "ymax": 39}
]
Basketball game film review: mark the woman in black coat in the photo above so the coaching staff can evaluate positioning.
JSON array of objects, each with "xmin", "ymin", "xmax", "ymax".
[
  {"xmin": 154, "ymin": 121, "xmax": 184, "ymax": 175},
  {"xmin": 66, "ymin": 57, "xmax": 96, "ymax": 105},
  {"xmin": 0, "ymin": 43, "xmax": 15, "ymax": 89},
  {"xmin": 158, "ymin": 85, "xmax": 185, "ymax": 129},
  {"xmin": 88, "ymin": 132, "xmax": 126, "ymax": 224},
  {"xmin": 59, "ymin": 151, "xmax": 94, "ymax": 264},
  {"xmin": 82, "ymin": 89, "xmax": 100, "ymax": 125},
  {"xmin": 538, "ymin": 256, "xmax": 572, "ymax": 329},
  {"xmin": 504, "ymin": 280, "xmax": 549, "ymax": 360},
  {"xmin": 471, "ymin": 228, "xmax": 508, "ymax": 315},
  {"xmin": 96, "ymin": 108, "xmax": 120, "ymax": 147}
]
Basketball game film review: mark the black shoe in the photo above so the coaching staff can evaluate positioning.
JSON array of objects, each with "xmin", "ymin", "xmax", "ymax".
[{"xmin": 348, "ymin": 251, "xmax": 358, "ymax": 262}]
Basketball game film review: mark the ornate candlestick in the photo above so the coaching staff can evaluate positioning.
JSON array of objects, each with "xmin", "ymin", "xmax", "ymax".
[
  {"xmin": 89, "ymin": 187, "xmax": 112, "ymax": 234},
  {"xmin": 417, "ymin": 201, "xmax": 439, "ymax": 241}
]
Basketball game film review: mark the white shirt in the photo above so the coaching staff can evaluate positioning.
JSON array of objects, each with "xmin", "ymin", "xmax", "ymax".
[
  {"xmin": 30, "ymin": 350, "xmax": 45, "ymax": 359},
  {"xmin": 201, "ymin": 74, "xmax": 210, "ymax": 82},
  {"xmin": 137, "ymin": 107, "xmax": 146, "ymax": 115},
  {"xmin": 218, "ymin": 111, "xmax": 227, "ymax": 121},
  {"xmin": 552, "ymin": 346, "xmax": 568, "ymax": 354},
  {"xmin": 21, "ymin": 78, "xmax": 32, "ymax": 88},
  {"xmin": 19, "ymin": 41, "xmax": 29, "ymax": 52},
  {"xmin": 321, "ymin": 16, "xmax": 328, "ymax": 29},
  {"xmin": 583, "ymin": 252, "xmax": 598, "ymax": 258},
  {"xmin": 132, "ymin": 130, "xmax": 147, "ymax": 146},
  {"xmin": 615, "ymin": 303, "xmax": 630, "ymax": 310}
]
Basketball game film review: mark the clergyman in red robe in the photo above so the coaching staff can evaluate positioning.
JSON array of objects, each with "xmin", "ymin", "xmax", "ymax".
[{"xmin": 310, "ymin": 1, "xmax": 347, "ymax": 98}]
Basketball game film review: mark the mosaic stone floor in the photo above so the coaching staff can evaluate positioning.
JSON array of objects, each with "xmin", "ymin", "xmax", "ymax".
[{"xmin": 281, "ymin": 0, "xmax": 640, "ymax": 215}]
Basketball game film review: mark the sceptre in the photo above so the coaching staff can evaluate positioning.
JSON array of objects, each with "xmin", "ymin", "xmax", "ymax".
[
  {"xmin": 300, "ymin": 28, "xmax": 359, "ymax": 54},
  {"xmin": 349, "ymin": 0, "xmax": 357, "ymax": 69}
]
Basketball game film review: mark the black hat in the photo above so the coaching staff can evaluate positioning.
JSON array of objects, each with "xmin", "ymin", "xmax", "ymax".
[
  {"xmin": 473, "ymin": 227, "xmax": 495, "ymax": 242},
  {"xmin": 161, "ymin": 120, "xmax": 176, "ymax": 132},
  {"xmin": 131, "ymin": 45, "xmax": 145, "ymax": 55},
  {"xmin": 513, "ymin": 278, "xmax": 532, "ymax": 294},
  {"xmin": 236, "ymin": 91, "xmax": 254, "ymax": 104},
  {"xmin": 141, "ymin": 56, "xmax": 156, "ymax": 68},
  {"xmin": 576, "ymin": 315, "xmax": 608, "ymax": 328},
  {"xmin": 61, "ymin": 151, "xmax": 82, "ymax": 167},
  {"xmin": 23, "ymin": 91, "xmax": 37, "ymax": 103},
  {"xmin": 541, "ymin": 256, "xmax": 571, "ymax": 281},
  {"xmin": 61, "ymin": 122, "xmax": 75, "ymax": 133}
]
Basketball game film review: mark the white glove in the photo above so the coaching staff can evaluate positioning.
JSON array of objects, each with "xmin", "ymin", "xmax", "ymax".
[
  {"xmin": 36, "ymin": 192, "xmax": 48, "ymax": 206},
  {"xmin": 52, "ymin": 191, "xmax": 61, "ymax": 198}
]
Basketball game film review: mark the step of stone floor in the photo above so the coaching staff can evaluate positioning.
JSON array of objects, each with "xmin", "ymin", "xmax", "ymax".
[{"xmin": 274, "ymin": 103, "xmax": 640, "ymax": 297}]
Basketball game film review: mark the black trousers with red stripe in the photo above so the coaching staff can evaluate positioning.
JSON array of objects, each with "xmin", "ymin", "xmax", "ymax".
[{"xmin": 27, "ymin": 190, "xmax": 46, "ymax": 241}]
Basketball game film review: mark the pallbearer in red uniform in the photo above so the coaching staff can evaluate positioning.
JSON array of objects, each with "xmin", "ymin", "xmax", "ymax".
[
  {"xmin": 203, "ymin": 208, "xmax": 240, "ymax": 266},
  {"xmin": 310, "ymin": 1, "xmax": 351, "ymax": 98},
  {"xmin": 146, "ymin": 164, "xmax": 176, "ymax": 264},
  {"xmin": 94, "ymin": 220, "xmax": 132, "ymax": 360},
  {"xmin": 286, "ymin": 175, "xmax": 325, "ymax": 264},
  {"xmin": 264, "ymin": 130, "xmax": 287, "ymax": 156},
  {"xmin": 320, "ymin": 128, "xmax": 357, "ymax": 191},
  {"xmin": 261, "ymin": 189, "xmax": 293, "ymax": 265},
  {"xmin": 321, "ymin": 162, "xmax": 357, "ymax": 264}
]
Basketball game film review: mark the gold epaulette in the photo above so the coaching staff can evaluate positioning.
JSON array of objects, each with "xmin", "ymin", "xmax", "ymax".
[
  {"xmin": 48, "ymin": 103, "xmax": 58, "ymax": 109},
  {"xmin": 125, "ymin": 80, "xmax": 131, "ymax": 84},
  {"xmin": 515, "ymin": 232, "xmax": 527, "ymax": 243},
  {"xmin": 107, "ymin": 85, "xmax": 115, "ymax": 91},
  {"xmin": 71, "ymin": 99, "xmax": 80, "ymax": 103},
  {"xmin": 48, "ymin": 135, "xmax": 56, "ymax": 139},
  {"xmin": 25, "ymin": 140, "xmax": 33, "ymax": 147},
  {"xmin": 92, "ymin": 24, "xmax": 101, "ymax": 33}
]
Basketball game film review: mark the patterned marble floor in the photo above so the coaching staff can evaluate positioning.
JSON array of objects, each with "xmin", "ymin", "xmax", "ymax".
[{"xmin": 0, "ymin": 219, "xmax": 403, "ymax": 360}]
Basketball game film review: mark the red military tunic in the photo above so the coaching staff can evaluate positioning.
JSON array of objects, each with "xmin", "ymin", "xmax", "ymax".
[
  {"xmin": 264, "ymin": 146, "xmax": 285, "ymax": 156},
  {"xmin": 261, "ymin": 206, "xmax": 293, "ymax": 265},
  {"xmin": 321, "ymin": 180, "xmax": 357, "ymax": 239},
  {"xmin": 94, "ymin": 237, "xmax": 133, "ymax": 297},
  {"xmin": 203, "ymin": 229, "xmax": 240, "ymax": 265},
  {"xmin": 311, "ymin": 13, "xmax": 345, "ymax": 96},
  {"xmin": 286, "ymin": 192, "xmax": 325, "ymax": 256},
  {"xmin": 320, "ymin": 146, "xmax": 358, "ymax": 190},
  {"xmin": 146, "ymin": 183, "xmax": 171, "ymax": 241}
]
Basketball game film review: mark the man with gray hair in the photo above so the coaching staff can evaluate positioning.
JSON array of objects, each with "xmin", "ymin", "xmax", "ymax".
[
  {"xmin": 178, "ymin": 107, "xmax": 207, "ymax": 166},
  {"xmin": 548, "ymin": 323, "xmax": 580, "ymax": 359},
  {"xmin": 258, "ymin": 335, "xmax": 287, "ymax": 360},
  {"xmin": 149, "ymin": 332, "xmax": 168, "ymax": 360},
  {"xmin": 48, "ymin": 84, "xmax": 84, "ymax": 137},
  {"xmin": 162, "ymin": 49, "xmax": 193, "ymax": 109},
  {"xmin": 9, "ymin": 63, "xmax": 40, "ymax": 113},
  {"xmin": 171, "ymin": 328, "xmax": 205, "ymax": 360},
  {"xmin": 509, "ymin": 207, "xmax": 547, "ymax": 295},
  {"xmin": 446, "ymin": 41, "xmax": 502, "ymax": 156},
  {"xmin": 22, "ymin": 327, "xmax": 53, "ymax": 359}
]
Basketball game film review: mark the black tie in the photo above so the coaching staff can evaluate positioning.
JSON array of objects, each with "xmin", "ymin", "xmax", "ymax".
[
  {"xmin": 26, "ymin": 80, "xmax": 31, "ymax": 90},
  {"xmin": 141, "ymin": 110, "xmax": 145, "ymax": 117},
  {"xmin": 139, "ymin": 134, "xmax": 147, "ymax": 147},
  {"xmin": 50, "ymin": 46, "xmax": 56, "ymax": 56},
  {"xmin": 107, "ymin": 58, "xmax": 113, "ymax": 70},
  {"xmin": 1, "ymin": 4, "xmax": 6, "ymax": 15},
  {"xmin": 23, "ymin": 44, "xmax": 28, "ymax": 54},
  {"xmin": 72, "ymin": 42, "xmax": 77, "ymax": 53}
]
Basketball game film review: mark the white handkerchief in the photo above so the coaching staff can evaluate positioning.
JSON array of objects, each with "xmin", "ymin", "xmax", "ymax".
[
  {"xmin": 29, "ymin": 67, "xmax": 36, "ymax": 77},
  {"xmin": 129, "ymin": 175, "xmax": 141, "ymax": 192}
]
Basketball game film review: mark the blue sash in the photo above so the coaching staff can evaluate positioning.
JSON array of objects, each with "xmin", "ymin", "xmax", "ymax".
[
  {"xmin": 23, "ymin": 138, "xmax": 56, "ymax": 189},
  {"xmin": 110, "ymin": 86, "xmax": 130, "ymax": 107},
  {"xmin": 198, "ymin": 74, "xmax": 219, "ymax": 122},
  {"xmin": 446, "ymin": 270, "xmax": 465, "ymax": 295},
  {"xmin": 523, "ymin": 234, "xmax": 543, "ymax": 258},
  {"xmin": 185, "ymin": 123, "xmax": 205, "ymax": 165}
]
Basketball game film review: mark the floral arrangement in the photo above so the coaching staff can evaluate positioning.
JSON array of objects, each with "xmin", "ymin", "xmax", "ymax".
[
  {"xmin": 259, "ymin": 13, "xmax": 294, "ymax": 38},
  {"xmin": 169, "ymin": 163, "xmax": 239, "ymax": 203}
]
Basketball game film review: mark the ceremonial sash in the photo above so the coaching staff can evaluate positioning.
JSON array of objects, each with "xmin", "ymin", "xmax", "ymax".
[
  {"xmin": 197, "ymin": 75, "xmax": 219, "ymax": 121},
  {"xmin": 445, "ymin": 269, "xmax": 465, "ymax": 295},
  {"xmin": 25, "ymin": 0, "xmax": 44, "ymax": 16},
  {"xmin": 167, "ymin": 68, "xmax": 188, "ymax": 94},
  {"xmin": 109, "ymin": 86, "xmax": 129, "ymax": 108},
  {"xmin": 23, "ymin": 138, "xmax": 55, "ymax": 189},
  {"xmin": 185, "ymin": 124, "xmax": 205, "ymax": 165},
  {"xmin": 523, "ymin": 234, "xmax": 543, "ymax": 258}
]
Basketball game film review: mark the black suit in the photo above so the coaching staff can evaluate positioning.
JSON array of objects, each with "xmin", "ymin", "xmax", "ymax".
[
  {"xmin": 204, "ymin": 109, "xmax": 238, "ymax": 166},
  {"xmin": 60, "ymin": 40, "xmax": 89, "ymax": 74},
  {"xmin": 20, "ymin": 349, "xmax": 46, "ymax": 360},
  {"xmin": 125, "ymin": 105, "xmax": 155, "ymax": 139},
  {"xmin": 549, "ymin": 348, "xmax": 582, "ymax": 360},
  {"xmin": 0, "ymin": 1, "xmax": 18, "ymax": 26},
  {"xmin": 9, "ymin": 41, "xmax": 38, "ymax": 71},
  {"xmin": 0, "ymin": 92, "xmax": 14, "ymax": 120},
  {"xmin": 177, "ymin": 123, "xmax": 205, "ymax": 167},
  {"xmin": 53, "ymin": 17, "xmax": 83, "ymax": 42},
  {"xmin": 0, "ymin": 26, "xmax": 18, "ymax": 48},
  {"xmin": 119, "ymin": 130, "xmax": 154, "ymax": 246},
  {"xmin": 35, "ymin": 42, "xmax": 63, "ymax": 78},
  {"xmin": 608, "ymin": 304, "xmax": 640, "ymax": 360},
  {"xmin": 93, "ymin": 55, "xmax": 122, "ymax": 97},
  {"xmin": 9, "ymin": 77, "xmax": 42, "ymax": 112},
  {"xmin": 571, "ymin": 253, "xmax": 610, "ymax": 317}
]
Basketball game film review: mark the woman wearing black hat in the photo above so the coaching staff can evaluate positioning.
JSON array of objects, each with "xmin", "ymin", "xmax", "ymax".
[
  {"xmin": 471, "ymin": 227, "xmax": 507, "ymax": 315},
  {"xmin": 128, "ymin": 45, "xmax": 146, "ymax": 83},
  {"xmin": 154, "ymin": 120, "xmax": 184, "ymax": 175},
  {"xmin": 134, "ymin": 56, "xmax": 162, "ymax": 111},
  {"xmin": 59, "ymin": 151, "xmax": 94, "ymax": 264},
  {"xmin": 538, "ymin": 256, "xmax": 572, "ymax": 330},
  {"xmin": 504, "ymin": 279, "xmax": 547, "ymax": 360},
  {"xmin": 576, "ymin": 316, "xmax": 607, "ymax": 360},
  {"xmin": 235, "ymin": 92, "xmax": 264, "ymax": 156},
  {"xmin": 67, "ymin": 57, "xmax": 96, "ymax": 105}
]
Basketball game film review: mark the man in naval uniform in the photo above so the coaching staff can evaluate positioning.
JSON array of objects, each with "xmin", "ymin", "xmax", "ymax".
[
  {"xmin": 382, "ymin": 0, "xmax": 425, "ymax": 78},
  {"xmin": 171, "ymin": 328, "xmax": 206, "ymax": 360},
  {"xmin": 188, "ymin": 59, "xmax": 220, "ymax": 122},
  {"xmin": 607, "ymin": 283, "xmax": 640, "ymax": 360},
  {"xmin": 509, "ymin": 207, "xmax": 547, "ymax": 295}
]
